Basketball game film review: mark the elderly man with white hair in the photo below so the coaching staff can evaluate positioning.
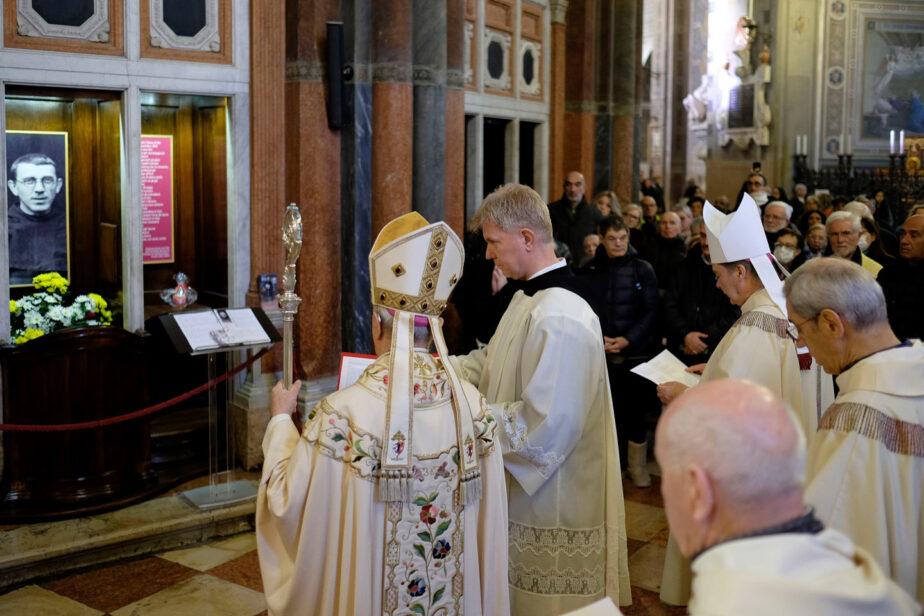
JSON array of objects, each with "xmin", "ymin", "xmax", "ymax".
[
  {"xmin": 655, "ymin": 378, "xmax": 921, "ymax": 615},
  {"xmin": 761, "ymin": 200, "xmax": 792, "ymax": 247},
  {"xmin": 826, "ymin": 210, "xmax": 882, "ymax": 276},
  {"xmin": 784, "ymin": 257, "xmax": 924, "ymax": 603}
]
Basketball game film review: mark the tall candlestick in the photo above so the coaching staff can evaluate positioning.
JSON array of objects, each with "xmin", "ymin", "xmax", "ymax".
[{"xmin": 890, "ymin": 130, "xmax": 896, "ymax": 155}]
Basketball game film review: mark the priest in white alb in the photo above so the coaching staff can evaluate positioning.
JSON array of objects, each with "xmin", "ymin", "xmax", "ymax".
[
  {"xmin": 656, "ymin": 194, "xmax": 834, "ymax": 605},
  {"xmin": 450, "ymin": 183, "xmax": 631, "ymax": 614},
  {"xmin": 784, "ymin": 257, "xmax": 924, "ymax": 603},
  {"xmin": 656, "ymin": 378, "xmax": 920, "ymax": 616},
  {"xmin": 256, "ymin": 213, "xmax": 509, "ymax": 616}
]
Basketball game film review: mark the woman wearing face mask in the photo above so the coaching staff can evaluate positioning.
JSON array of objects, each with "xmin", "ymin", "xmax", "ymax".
[
  {"xmin": 772, "ymin": 227, "xmax": 807, "ymax": 272},
  {"xmin": 860, "ymin": 216, "xmax": 895, "ymax": 267}
]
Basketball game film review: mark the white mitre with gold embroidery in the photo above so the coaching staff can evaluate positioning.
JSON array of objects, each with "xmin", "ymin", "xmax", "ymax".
[
  {"xmin": 704, "ymin": 192, "xmax": 787, "ymax": 315},
  {"xmin": 368, "ymin": 212, "xmax": 481, "ymax": 505}
]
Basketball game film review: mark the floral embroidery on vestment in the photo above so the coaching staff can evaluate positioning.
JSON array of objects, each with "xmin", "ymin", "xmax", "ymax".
[
  {"xmin": 383, "ymin": 449, "xmax": 465, "ymax": 615},
  {"xmin": 474, "ymin": 410, "xmax": 498, "ymax": 455},
  {"xmin": 304, "ymin": 399, "xmax": 381, "ymax": 480},
  {"xmin": 360, "ymin": 353, "xmax": 455, "ymax": 405}
]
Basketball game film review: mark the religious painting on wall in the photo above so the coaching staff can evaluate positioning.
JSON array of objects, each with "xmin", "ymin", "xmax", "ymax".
[
  {"xmin": 861, "ymin": 18, "xmax": 924, "ymax": 140},
  {"xmin": 5, "ymin": 130, "xmax": 70, "ymax": 287}
]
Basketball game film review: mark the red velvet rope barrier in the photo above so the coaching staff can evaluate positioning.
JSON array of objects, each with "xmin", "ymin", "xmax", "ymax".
[{"xmin": 0, "ymin": 347, "xmax": 271, "ymax": 432}]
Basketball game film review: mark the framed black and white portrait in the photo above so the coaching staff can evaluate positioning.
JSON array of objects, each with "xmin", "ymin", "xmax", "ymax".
[{"xmin": 6, "ymin": 130, "xmax": 70, "ymax": 287}]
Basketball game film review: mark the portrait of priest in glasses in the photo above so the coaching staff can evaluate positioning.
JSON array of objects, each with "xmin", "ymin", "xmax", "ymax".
[{"xmin": 7, "ymin": 151, "xmax": 68, "ymax": 285}]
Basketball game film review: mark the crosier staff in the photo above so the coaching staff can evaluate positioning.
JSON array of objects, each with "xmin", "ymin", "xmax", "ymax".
[{"xmin": 279, "ymin": 203, "xmax": 302, "ymax": 388}]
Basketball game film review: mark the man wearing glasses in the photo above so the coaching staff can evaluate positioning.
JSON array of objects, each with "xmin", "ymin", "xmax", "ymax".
[
  {"xmin": 7, "ymin": 153, "xmax": 67, "ymax": 284},
  {"xmin": 784, "ymin": 257, "xmax": 924, "ymax": 604}
]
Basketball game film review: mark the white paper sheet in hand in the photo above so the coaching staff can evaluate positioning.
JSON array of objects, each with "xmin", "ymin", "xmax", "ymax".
[{"xmin": 630, "ymin": 349, "xmax": 702, "ymax": 387}]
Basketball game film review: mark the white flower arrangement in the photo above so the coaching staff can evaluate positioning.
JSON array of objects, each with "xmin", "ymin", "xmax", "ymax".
[{"xmin": 9, "ymin": 273, "xmax": 113, "ymax": 344}]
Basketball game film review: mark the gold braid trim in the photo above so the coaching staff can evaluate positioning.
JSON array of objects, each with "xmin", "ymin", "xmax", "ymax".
[
  {"xmin": 372, "ymin": 227, "xmax": 449, "ymax": 316},
  {"xmin": 819, "ymin": 401, "xmax": 924, "ymax": 458},
  {"xmin": 734, "ymin": 310, "xmax": 793, "ymax": 341}
]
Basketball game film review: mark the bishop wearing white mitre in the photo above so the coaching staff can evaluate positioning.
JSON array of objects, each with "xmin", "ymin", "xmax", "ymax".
[{"xmin": 257, "ymin": 213, "xmax": 509, "ymax": 616}]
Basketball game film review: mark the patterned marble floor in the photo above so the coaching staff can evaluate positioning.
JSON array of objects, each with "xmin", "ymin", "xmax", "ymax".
[{"xmin": 0, "ymin": 471, "xmax": 683, "ymax": 615}]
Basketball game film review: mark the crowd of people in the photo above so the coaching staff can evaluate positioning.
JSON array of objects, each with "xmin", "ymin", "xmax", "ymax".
[{"xmin": 253, "ymin": 172, "xmax": 923, "ymax": 615}]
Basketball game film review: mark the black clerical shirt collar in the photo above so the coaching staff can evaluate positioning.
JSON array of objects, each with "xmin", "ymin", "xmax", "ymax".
[
  {"xmin": 691, "ymin": 507, "xmax": 824, "ymax": 562},
  {"xmin": 515, "ymin": 261, "xmax": 580, "ymax": 297}
]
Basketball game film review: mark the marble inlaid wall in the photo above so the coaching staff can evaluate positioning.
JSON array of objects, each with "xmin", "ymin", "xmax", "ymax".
[
  {"xmin": 412, "ymin": 0, "xmax": 448, "ymax": 224},
  {"xmin": 341, "ymin": 0, "xmax": 374, "ymax": 355}
]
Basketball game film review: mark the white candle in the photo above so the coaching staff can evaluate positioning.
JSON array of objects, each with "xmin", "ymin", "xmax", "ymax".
[
  {"xmin": 838, "ymin": 133, "xmax": 844, "ymax": 154},
  {"xmin": 890, "ymin": 130, "xmax": 895, "ymax": 155},
  {"xmin": 803, "ymin": 134, "xmax": 808, "ymax": 155},
  {"xmin": 795, "ymin": 135, "xmax": 800, "ymax": 155},
  {"xmin": 846, "ymin": 134, "xmax": 851, "ymax": 155},
  {"xmin": 900, "ymin": 130, "xmax": 905, "ymax": 153}
]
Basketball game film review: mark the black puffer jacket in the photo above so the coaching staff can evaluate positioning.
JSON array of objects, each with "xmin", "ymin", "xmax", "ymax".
[{"xmin": 580, "ymin": 244, "xmax": 659, "ymax": 355}]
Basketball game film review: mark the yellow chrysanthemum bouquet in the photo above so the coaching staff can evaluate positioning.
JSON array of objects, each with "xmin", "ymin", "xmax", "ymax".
[{"xmin": 9, "ymin": 272, "xmax": 113, "ymax": 344}]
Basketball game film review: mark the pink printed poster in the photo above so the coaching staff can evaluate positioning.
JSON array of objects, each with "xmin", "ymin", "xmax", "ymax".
[{"xmin": 141, "ymin": 135, "xmax": 175, "ymax": 264}]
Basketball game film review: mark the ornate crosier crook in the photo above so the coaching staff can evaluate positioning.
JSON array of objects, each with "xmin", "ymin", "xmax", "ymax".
[{"xmin": 279, "ymin": 203, "xmax": 302, "ymax": 388}]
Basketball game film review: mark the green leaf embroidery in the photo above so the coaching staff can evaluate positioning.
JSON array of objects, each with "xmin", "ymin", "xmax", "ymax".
[
  {"xmin": 452, "ymin": 450, "xmax": 460, "ymax": 465},
  {"xmin": 428, "ymin": 492, "xmax": 439, "ymax": 503},
  {"xmin": 417, "ymin": 531, "xmax": 432, "ymax": 542},
  {"xmin": 433, "ymin": 586, "xmax": 446, "ymax": 603},
  {"xmin": 435, "ymin": 520, "xmax": 451, "ymax": 538},
  {"xmin": 331, "ymin": 433, "xmax": 345, "ymax": 442},
  {"xmin": 413, "ymin": 544, "xmax": 426, "ymax": 559},
  {"xmin": 412, "ymin": 497, "xmax": 430, "ymax": 506},
  {"xmin": 410, "ymin": 604, "xmax": 426, "ymax": 615}
]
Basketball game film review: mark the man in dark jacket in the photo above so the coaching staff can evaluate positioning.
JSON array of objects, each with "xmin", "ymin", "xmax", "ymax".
[
  {"xmin": 581, "ymin": 216, "xmax": 659, "ymax": 488},
  {"xmin": 547, "ymin": 170, "xmax": 601, "ymax": 262},
  {"xmin": 662, "ymin": 241, "xmax": 741, "ymax": 366},
  {"xmin": 877, "ymin": 214, "xmax": 924, "ymax": 341}
]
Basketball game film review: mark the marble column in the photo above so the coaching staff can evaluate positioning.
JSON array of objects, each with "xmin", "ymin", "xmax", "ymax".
[
  {"xmin": 340, "ymin": 0, "xmax": 374, "ymax": 354},
  {"xmin": 372, "ymin": 0, "xmax": 414, "ymax": 237},
  {"xmin": 444, "ymin": 0, "xmax": 466, "ymax": 236},
  {"xmin": 563, "ymin": 0, "xmax": 596, "ymax": 192},
  {"xmin": 593, "ymin": 0, "xmax": 615, "ymax": 196},
  {"xmin": 285, "ymin": 0, "xmax": 342, "ymax": 379},
  {"xmin": 412, "ymin": 0, "xmax": 447, "ymax": 224},
  {"xmin": 232, "ymin": 0, "xmax": 290, "ymax": 470},
  {"xmin": 247, "ymin": 0, "xmax": 287, "ymax": 375},
  {"xmin": 610, "ymin": 0, "xmax": 638, "ymax": 205},
  {"xmin": 549, "ymin": 1, "xmax": 569, "ymax": 199}
]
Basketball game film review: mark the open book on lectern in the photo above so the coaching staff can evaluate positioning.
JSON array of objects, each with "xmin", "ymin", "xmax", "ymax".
[{"xmin": 160, "ymin": 307, "xmax": 281, "ymax": 354}]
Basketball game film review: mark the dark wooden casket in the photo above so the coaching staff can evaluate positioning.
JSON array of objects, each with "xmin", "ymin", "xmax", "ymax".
[{"xmin": 1, "ymin": 327, "xmax": 157, "ymax": 521}]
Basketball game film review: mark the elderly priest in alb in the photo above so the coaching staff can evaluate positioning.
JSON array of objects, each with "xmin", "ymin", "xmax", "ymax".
[
  {"xmin": 784, "ymin": 257, "xmax": 924, "ymax": 603},
  {"xmin": 256, "ymin": 213, "xmax": 509, "ymax": 616}
]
